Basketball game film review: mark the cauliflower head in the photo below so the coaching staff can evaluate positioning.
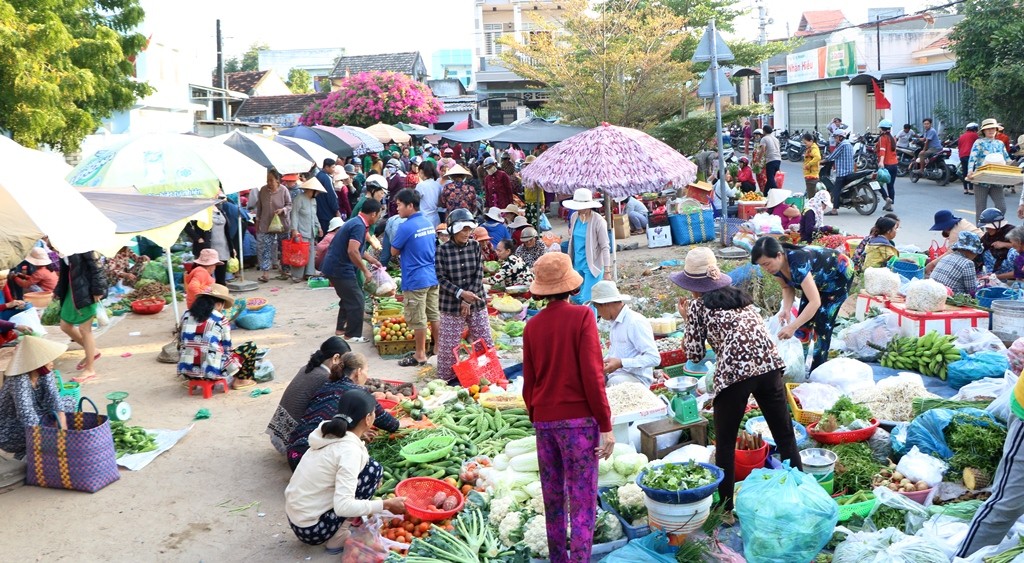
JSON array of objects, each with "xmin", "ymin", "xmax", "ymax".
[
  {"xmin": 522, "ymin": 514, "xmax": 549, "ymax": 559},
  {"xmin": 528, "ymin": 494, "xmax": 545, "ymax": 515},
  {"xmin": 488, "ymin": 495, "xmax": 517, "ymax": 527},
  {"xmin": 617, "ymin": 483, "xmax": 645, "ymax": 509},
  {"xmin": 498, "ymin": 511, "xmax": 527, "ymax": 547},
  {"xmin": 594, "ymin": 509, "xmax": 625, "ymax": 544}
]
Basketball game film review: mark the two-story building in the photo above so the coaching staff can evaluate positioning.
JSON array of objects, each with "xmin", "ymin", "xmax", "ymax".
[
  {"xmin": 258, "ymin": 48, "xmax": 346, "ymax": 93},
  {"xmin": 329, "ymin": 52, "xmax": 429, "ymax": 89}
]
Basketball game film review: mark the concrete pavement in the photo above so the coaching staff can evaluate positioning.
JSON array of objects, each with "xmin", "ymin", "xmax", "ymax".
[{"xmin": 772, "ymin": 155, "xmax": 1003, "ymax": 249}]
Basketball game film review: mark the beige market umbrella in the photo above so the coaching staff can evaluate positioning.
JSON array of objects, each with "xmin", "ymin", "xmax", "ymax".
[
  {"xmin": 365, "ymin": 122, "xmax": 411, "ymax": 144},
  {"xmin": 0, "ymin": 137, "xmax": 116, "ymax": 269}
]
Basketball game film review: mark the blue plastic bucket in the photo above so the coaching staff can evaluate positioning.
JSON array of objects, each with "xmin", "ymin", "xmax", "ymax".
[
  {"xmin": 977, "ymin": 287, "xmax": 1022, "ymax": 309},
  {"xmin": 889, "ymin": 260, "xmax": 924, "ymax": 280}
]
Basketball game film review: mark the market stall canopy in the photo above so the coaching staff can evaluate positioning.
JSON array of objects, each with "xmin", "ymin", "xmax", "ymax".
[
  {"xmin": 278, "ymin": 125, "xmax": 357, "ymax": 158},
  {"xmin": 487, "ymin": 119, "xmax": 588, "ymax": 152},
  {"xmin": 334, "ymin": 126, "xmax": 386, "ymax": 155},
  {"xmin": 439, "ymin": 125, "xmax": 512, "ymax": 145},
  {"xmin": 273, "ymin": 134, "xmax": 338, "ymax": 166},
  {"xmin": 67, "ymin": 133, "xmax": 267, "ymax": 197},
  {"xmin": 79, "ymin": 191, "xmax": 217, "ymax": 256},
  {"xmin": 214, "ymin": 131, "xmax": 313, "ymax": 174},
  {"xmin": 451, "ymin": 117, "xmax": 487, "ymax": 131},
  {"xmin": 0, "ymin": 137, "xmax": 116, "ymax": 268},
  {"xmin": 521, "ymin": 123, "xmax": 697, "ymax": 197},
  {"xmin": 365, "ymin": 123, "xmax": 412, "ymax": 144}
]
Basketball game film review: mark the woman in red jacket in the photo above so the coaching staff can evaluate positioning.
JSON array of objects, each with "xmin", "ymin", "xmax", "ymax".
[{"xmin": 522, "ymin": 252, "xmax": 614, "ymax": 563}]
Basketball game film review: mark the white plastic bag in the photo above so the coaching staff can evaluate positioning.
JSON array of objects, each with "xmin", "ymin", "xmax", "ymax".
[
  {"xmin": 810, "ymin": 358, "xmax": 875, "ymax": 395},
  {"xmin": 790, "ymin": 382, "xmax": 842, "ymax": 412},
  {"xmin": 985, "ymin": 371, "xmax": 1020, "ymax": 422},
  {"xmin": 750, "ymin": 212, "xmax": 784, "ymax": 234},
  {"xmin": 895, "ymin": 446, "xmax": 948, "ymax": 488},
  {"xmin": 9, "ymin": 309, "xmax": 44, "ymax": 336},
  {"xmin": 766, "ymin": 316, "xmax": 807, "ymax": 382},
  {"xmin": 864, "ymin": 267, "xmax": 902, "ymax": 296},
  {"xmin": 838, "ymin": 313, "xmax": 900, "ymax": 361},
  {"xmin": 905, "ymin": 278, "xmax": 949, "ymax": 312},
  {"xmin": 956, "ymin": 327, "xmax": 1008, "ymax": 355},
  {"xmin": 916, "ymin": 514, "xmax": 971, "ymax": 560},
  {"xmin": 1008, "ymin": 338, "xmax": 1024, "ymax": 376},
  {"xmin": 954, "ymin": 374, "xmax": 1015, "ymax": 401},
  {"xmin": 369, "ymin": 267, "xmax": 397, "ymax": 295},
  {"xmin": 866, "ymin": 485, "xmax": 932, "ymax": 534},
  {"xmin": 834, "ymin": 527, "xmax": 950, "ymax": 563}
]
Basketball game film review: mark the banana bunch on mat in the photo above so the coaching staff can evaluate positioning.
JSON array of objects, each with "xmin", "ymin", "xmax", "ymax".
[{"xmin": 877, "ymin": 332, "xmax": 961, "ymax": 379}]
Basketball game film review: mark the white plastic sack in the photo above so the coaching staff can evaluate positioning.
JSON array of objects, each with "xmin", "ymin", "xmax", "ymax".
[
  {"xmin": 750, "ymin": 212, "xmax": 784, "ymax": 235},
  {"xmin": 895, "ymin": 446, "xmax": 948, "ymax": 488},
  {"xmin": 864, "ymin": 267, "xmax": 902, "ymax": 296},
  {"xmin": 838, "ymin": 313, "xmax": 900, "ymax": 361},
  {"xmin": 9, "ymin": 309, "xmax": 44, "ymax": 336},
  {"xmin": 767, "ymin": 316, "xmax": 807, "ymax": 382},
  {"xmin": 956, "ymin": 327, "xmax": 1008, "ymax": 355},
  {"xmin": 916, "ymin": 514, "xmax": 971, "ymax": 560},
  {"xmin": 867, "ymin": 485, "xmax": 932, "ymax": 534},
  {"xmin": 985, "ymin": 371, "xmax": 1020, "ymax": 422},
  {"xmin": 954, "ymin": 374, "xmax": 1015, "ymax": 402},
  {"xmin": 810, "ymin": 358, "xmax": 875, "ymax": 395},
  {"xmin": 905, "ymin": 278, "xmax": 949, "ymax": 312},
  {"xmin": 834, "ymin": 527, "xmax": 950, "ymax": 563},
  {"xmin": 663, "ymin": 444, "xmax": 713, "ymax": 465},
  {"xmin": 790, "ymin": 382, "xmax": 842, "ymax": 412},
  {"xmin": 370, "ymin": 267, "xmax": 397, "ymax": 295}
]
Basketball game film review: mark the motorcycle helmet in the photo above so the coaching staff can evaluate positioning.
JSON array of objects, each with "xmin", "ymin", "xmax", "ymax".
[
  {"xmin": 875, "ymin": 168, "xmax": 891, "ymax": 185},
  {"xmin": 446, "ymin": 208, "xmax": 477, "ymax": 235},
  {"xmin": 978, "ymin": 207, "xmax": 1005, "ymax": 227},
  {"xmin": 365, "ymin": 174, "xmax": 387, "ymax": 190},
  {"xmin": 878, "ymin": 119, "xmax": 893, "ymax": 130},
  {"xmin": 753, "ymin": 128, "xmax": 764, "ymax": 136},
  {"xmin": 739, "ymin": 156, "xmax": 749, "ymax": 164},
  {"xmin": 966, "ymin": 122, "xmax": 979, "ymax": 131}
]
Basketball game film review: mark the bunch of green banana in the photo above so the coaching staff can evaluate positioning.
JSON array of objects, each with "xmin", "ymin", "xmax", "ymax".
[{"xmin": 878, "ymin": 332, "xmax": 960, "ymax": 379}]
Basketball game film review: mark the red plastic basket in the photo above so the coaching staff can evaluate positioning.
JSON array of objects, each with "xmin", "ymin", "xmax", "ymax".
[
  {"xmin": 659, "ymin": 348, "xmax": 687, "ymax": 368},
  {"xmin": 281, "ymin": 235, "xmax": 310, "ymax": 268},
  {"xmin": 452, "ymin": 339, "xmax": 508, "ymax": 389},
  {"xmin": 131, "ymin": 298, "xmax": 165, "ymax": 315},
  {"xmin": 806, "ymin": 419, "xmax": 880, "ymax": 444},
  {"xmin": 395, "ymin": 477, "xmax": 464, "ymax": 521}
]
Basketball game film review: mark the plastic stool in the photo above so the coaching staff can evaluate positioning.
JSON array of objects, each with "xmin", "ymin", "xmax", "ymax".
[{"xmin": 187, "ymin": 378, "xmax": 229, "ymax": 399}]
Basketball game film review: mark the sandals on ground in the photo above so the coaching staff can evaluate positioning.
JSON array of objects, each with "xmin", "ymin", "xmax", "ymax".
[{"xmin": 398, "ymin": 356, "xmax": 426, "ymax": 367}]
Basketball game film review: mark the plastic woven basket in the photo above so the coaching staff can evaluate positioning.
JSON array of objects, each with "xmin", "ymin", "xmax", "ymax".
[
  {"xmin": 837, "ymin": 496, "xmax": 877, "ymax": 521},
  {"xmin": 54, "ymin": 373, "xmax": 80, "ymax": 404},
  {"xmin": 786, "ymin": 383, "xmax": 823, "ymax": 426},
  {"xmin": 806, "ymin": 419, "xmax": 880, "ymax": 444},
  {"xmin": 395, "ymin": 477, "xmax": 464, "ymax": 522},
  {"xmin": 399, "ymin": 435, "xmax": 456, "ymax": 463},
  {"xmin": 889, "ymin": 260, "xmax": 925, "ymax": 280},
  {"xmin": 635, "ymin": 462, "xmax": 724, "ymax": 504},
  {"xmin": 598, "ymin": 487, "xmax": 651, "ymax": 540}
]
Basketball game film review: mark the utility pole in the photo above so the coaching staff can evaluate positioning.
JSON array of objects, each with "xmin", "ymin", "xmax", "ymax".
[
  {"xmin": 876, "ymin": 16, "xmax": 882, "ymax": 71},
  {"xmin": 757, "ymin": 0, "xmax": 771, "ymax": 128},
  {"xmin": 216, "ymin": 19, "xmax": 228, "ymax": 121},
  {"xmin": 693, "ymin": 21, "xmax": 735, "ymax": 246}
]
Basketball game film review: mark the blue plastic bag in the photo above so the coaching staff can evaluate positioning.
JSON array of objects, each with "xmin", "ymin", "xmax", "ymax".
[
  {"xmin": 735, "ymin": 466, "xmax": 838, "ymax": 563},
  {"xmin": 599, "ymin": 531, "xmax": 676, "ymax": 563},
  {"xmin": 235, "ymin": 305, "xmax": 276, "ymax": 330},
  {"xmin": 947, "ymin": 351, "xmax": 1008, "ymax": 390},
  {"xmin": 891, "ymin": 407, "xmax": 999, "ymax": 458}
]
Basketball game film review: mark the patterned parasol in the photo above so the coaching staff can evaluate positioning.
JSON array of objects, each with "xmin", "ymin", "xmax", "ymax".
[{"xmin": 521, "ymin": 123, "xmax": 697, "ymax": 198}]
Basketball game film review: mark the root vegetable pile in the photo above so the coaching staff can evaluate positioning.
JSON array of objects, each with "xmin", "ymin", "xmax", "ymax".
[{"xmin": 872, "ymin": 463, "xmax": 931, "ymax": 493}]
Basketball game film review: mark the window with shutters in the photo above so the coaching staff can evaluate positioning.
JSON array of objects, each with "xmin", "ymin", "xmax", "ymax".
[{"xmin": 484, "ymin": 24, "xmax": 504, "ymax": 56}]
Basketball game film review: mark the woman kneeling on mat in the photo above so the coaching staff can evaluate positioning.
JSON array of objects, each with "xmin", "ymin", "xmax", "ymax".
[{"xmin": 285, "ymin": 389, "xmax": 407, "ymax": 554}]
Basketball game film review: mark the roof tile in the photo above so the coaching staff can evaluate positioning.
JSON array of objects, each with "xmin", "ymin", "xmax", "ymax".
[
  {"xmin": 235, "ymin": 93, "xmax": 328, "ymax": 118},
  {"xmin": 330, "ymin": 52, "xmax": 422, "ymax": 77}
]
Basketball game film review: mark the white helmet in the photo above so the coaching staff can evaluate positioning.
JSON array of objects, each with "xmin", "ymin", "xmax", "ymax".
[{"xmin": 966, "ymin": 122, "xmax": 979, "ymax": 131}]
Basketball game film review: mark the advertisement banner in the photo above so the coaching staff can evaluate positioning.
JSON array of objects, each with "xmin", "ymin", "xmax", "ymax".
[{"xmin": 785, "ymin": 41, "xmax": 857, "ymax": 84}]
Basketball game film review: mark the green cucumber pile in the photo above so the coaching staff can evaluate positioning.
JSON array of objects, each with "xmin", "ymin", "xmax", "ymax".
[
  {"xmin": 429, "ymin": 404, "xmax": 534, "ymax": 458},
  {"xmin": 111, "ymin": 422, "xmax": 158, "ymax": 457}
]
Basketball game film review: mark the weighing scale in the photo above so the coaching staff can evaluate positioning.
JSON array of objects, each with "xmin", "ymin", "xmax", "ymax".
[
  {"xmin": 106, "ymin": 391, "xmax": 132, "ymax": 422},
  {"xmin": 664, "ymin": 376, "xmax": 701, "ymax": 424}
]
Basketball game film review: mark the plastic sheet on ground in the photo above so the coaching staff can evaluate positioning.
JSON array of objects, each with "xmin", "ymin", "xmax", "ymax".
[{"xmin": 115, "ymin": 425, "xmax": 193, "ymax": 471}]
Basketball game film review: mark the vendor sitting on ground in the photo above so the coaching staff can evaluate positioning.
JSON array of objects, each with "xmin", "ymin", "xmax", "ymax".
[
  {"xmin": 0, "ymin": 271, "xmax": 27, "ymax": 323},
  {"xmin": 177, "ymin": 284, "xmax": 240, "ymax": 385},
  {"xmin": 590, "ymin": 280, "xmax": 659, "ymax": 387},
  {"xmin": 266, "ymin": 336, "xmax": 351, "ymax": 455},
  {"xmin": 618, "ymin": 195, "xmax": 650, "ymax": 236},
  {"xmin": 736, "ymin": 156, "xmax": 757, "ymax": 193},
  {"xmin": 185, "ymin": 249, "xmax": 223, "ymax": 308},
  {"xmin": 979, "ymin": 208, "xmax": 1018, "ymax": 278},
  {"xmin": 1004, "ymin": 226, "xmax": 1024, "ymax": 281},
  {"xmin": 514, "ymin": 227, "xmax": 546, "ymax": 268},
  {"xmin": 860, "ymin": 215, "xmax": 901, "ymax": 270},
  {"xmin": 481, "ymin": 207, "xmax": 511, "ymax": 247},
  {"xmin": 926, "ymin": 209, "xmax": 983, "ymax": 276},
  {"xmin": 930, "ymin": 231, "xmax": 983, "ymax": 297},
  {"xmin": 10, "ymin": 248, "xmax": 58, "ymax": 296},
  {"xmin": 0, "ymin": 319, "xmax": 33, "ymax": 346},
  {"xmin": 799, "ymin": 191, "xmax": 833, "ymax": 243},
  {"xmin": 284, "ymin": 389, "xmax": 407, "ymax": 555},
  {"xmin": 285, "ymin": 352, "xmax": 399, "ymax": 471},
  {"xmin": 0, "ymin": 336, "xmax": 71, "ymax": 460},
  {"xmin": 485, "ymin": 239, "xmax": 533, "ymax": 289},
  {"xmin": 763, "ymin": 189, "xmax": 801, "ymax": 230},
  {"xmin": 473, "ymin": 227, "xmax": 499, "ymax": 262}
]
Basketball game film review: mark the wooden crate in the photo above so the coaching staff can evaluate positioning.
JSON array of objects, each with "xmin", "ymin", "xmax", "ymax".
[
  {"xmin": 638, "ymin": 417, "xmax": 709, "ymax": 460},
  {"xmin": 376, "ymin": 339, "xmax": 416, "ymax": 357}
]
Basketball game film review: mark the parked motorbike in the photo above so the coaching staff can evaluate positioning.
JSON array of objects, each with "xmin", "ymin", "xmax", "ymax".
[
  {"xmin": 909, "ymin": 143, "xmax": 952, "ymax": 185},
  {"xmin": 895, "ymin": 142, "xmax": 919, "ymax": 177},
  {"xmin": 818, "ymin": 160, "xmax": 880, "ymax": 215}
]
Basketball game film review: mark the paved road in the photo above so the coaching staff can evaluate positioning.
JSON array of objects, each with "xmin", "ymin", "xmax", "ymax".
[{"xmin": 773, "ymin": 155, "xmax": 1011, "ymax": 249}]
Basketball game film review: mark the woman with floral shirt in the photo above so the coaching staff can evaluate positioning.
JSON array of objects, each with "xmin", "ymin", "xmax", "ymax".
[
  {"xmin": 177, "ymin": 284, "xmax": 239, "ymax": 385},
  {"xmin": 967, "ymin": 118, "xmax": 1012, "ymax": 221},
  {"xmin": 485, "ymin": 240, "xmax": 534, "ymax": 288},
  {"xmin": 673, "ymin": 247, "xmax": 800, "ymax": 511}
]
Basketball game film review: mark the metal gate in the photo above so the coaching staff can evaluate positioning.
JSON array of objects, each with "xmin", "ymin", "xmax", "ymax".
[
  {"xmin": 787, "ymin": 89, "xmax": 841, "ymax": 134},
  {"xmin": 487, "ymin": 98, "xmax": 518, "ymax": 126}
]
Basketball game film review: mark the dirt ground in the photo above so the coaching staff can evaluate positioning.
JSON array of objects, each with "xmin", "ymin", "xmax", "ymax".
[{"xmin": 0, "ymin": 226, "xmax": 694, "ymax": 562}]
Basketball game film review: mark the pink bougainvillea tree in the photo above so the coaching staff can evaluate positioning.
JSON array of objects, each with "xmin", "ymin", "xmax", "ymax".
[{"xmin": 299, "ymin": 71, "xmax": 444, "ymax": 127}]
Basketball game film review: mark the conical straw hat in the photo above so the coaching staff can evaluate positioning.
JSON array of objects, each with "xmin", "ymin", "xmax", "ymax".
[{"xmin": 5, "ymin": 336, "xmax": 67, "ymax": 376}]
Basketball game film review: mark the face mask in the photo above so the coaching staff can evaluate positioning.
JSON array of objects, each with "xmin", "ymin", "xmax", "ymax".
[
  {"xmin": 37, "ymin": 365, "xmax": 51, "ymax": 376},
  {"xmin": 453, "ymin": 180, "xmax": 464, "ymax": 188}
]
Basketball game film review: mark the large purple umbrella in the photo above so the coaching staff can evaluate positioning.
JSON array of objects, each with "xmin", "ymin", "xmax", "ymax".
[
  {"xmin": 279, "ymin": 125, "xmax": 357, "ymax": 158},
  {"xmin": 521, "ymin": 123, "xmax": 697, "ymax": 197}
]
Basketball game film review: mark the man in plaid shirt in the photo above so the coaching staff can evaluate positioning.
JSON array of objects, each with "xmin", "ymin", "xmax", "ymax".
[
  {"xmin": 930, "ymin": 231, "xmax": 982, "ymax": 297},
  {"xmin": 824, "ymin": 130, "xmax": 854, "ymax": 215},
  {"xmin": 435, "ymin": 209, "xmax": 495, "ymax": 383}
]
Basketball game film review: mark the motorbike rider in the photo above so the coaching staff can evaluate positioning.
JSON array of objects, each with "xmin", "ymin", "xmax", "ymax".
[
  {"xmin": 827, "ymin": 117, "xmax": 843, "ymax": 153},
  {"xmin": 916, "ymin": 118, "xmax": 943, "ymax": 175},
  {"xmin": 896, "ymin": 123, "xmax": 916, "ymax": 150},
  {"xmin": 823, "ymin": 129, "xmax": 854, "ymax": 216},
  {"xmin": 958, "ymin": 123, "xmax": 980, "ymax": 196}
]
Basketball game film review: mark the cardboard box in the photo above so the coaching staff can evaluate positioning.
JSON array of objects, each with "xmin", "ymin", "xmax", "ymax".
[
  {"xmin": 647, "ymin": 225, "xmax": 672, "ymax": 248},
  {"xmin": 613, "ymin": 214, "xmax": 630, "ymax": 240},
  {"xmin": 886, "ymin": 301, "xmax": 990, "ymax": 337},
  {"xmin": 686, "ymin": 181, "xmax": 714, "ymax": 205},
  {"xmin": 738, "ymin": 201, "xmax": 763, "ymax": 220}
]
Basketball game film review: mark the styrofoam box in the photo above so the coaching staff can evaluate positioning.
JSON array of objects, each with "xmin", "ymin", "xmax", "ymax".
[{"xmin": 886, "ymin": 301, "xmax": 990, "ymax": 337}]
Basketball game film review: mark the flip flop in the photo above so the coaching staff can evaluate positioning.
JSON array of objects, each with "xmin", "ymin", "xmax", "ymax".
[
  {"xmin": 71, "ymin": 374, "xmax": 97, "ymax": 384},
  {"xmin": 398, "ymin": 356, "xmax": 426, "ymax": 367},
  {"xmin": 76, "ymin": 353, "xmax": 101, "ymax": 371},
  {"xmin": 258, "ymin": 276, "xmax": 270, "ymax": 283}
]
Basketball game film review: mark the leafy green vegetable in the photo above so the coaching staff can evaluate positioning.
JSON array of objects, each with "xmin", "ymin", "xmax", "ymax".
[
  {"xmin": 823, "ymin": 442, "xmax": 883, "ymax": 494},
  {"xmin": 870, "ymin": 504, "xmax": 906, "ymax": 530},
  {"xmin": 641, "ymin": 462, "xmax": 714, "ymax": 491},
  {"xmin": 945, "ymin": 414, "xmax": 1007, "ymax": 475},
  {"xmin": 825, "ymin": 396, "xmax": 873, "ymax": 427},
  {"xmin": 504, "ymin": 321, "xmax": 526, "ymax": 337}
]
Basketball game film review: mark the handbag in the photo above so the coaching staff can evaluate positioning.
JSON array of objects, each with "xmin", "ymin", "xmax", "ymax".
[
  {"xmin": 452, "ymin": 339, "xmax": 509, "ymax": 389},
  {"xmin": 281, "ymin": 235, "xmax": 310, "ymax": 267},
  {"xmin": 24, "ymin": 397, "xmax": 120, "ymax": 493},
  {"xmin": 267, "ymin": 214, "xmax": 284, "ymax": 234},
  {"xmin": 928, "ymin": 240, "xmax": 949, "ymax": 262}
]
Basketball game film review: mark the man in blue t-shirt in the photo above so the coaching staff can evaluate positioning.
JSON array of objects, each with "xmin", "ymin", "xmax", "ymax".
[
  {"xmin": 391, "ymin": 189, "xmax": 439, "ymax": 366},
  {"xmin": 916, "ymin": 117, "xmax": 943, "ymax": 174},
  {"xmin": 321, "ymin": 198, "xmax": 382, "ymax": 341}
]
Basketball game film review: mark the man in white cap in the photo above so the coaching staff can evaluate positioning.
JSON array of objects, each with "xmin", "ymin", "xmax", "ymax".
[
  {"xmin": 590, "ymin": 280, "xmax": 659, "ymax": 387},
  {"xmin": 514, "ymin": 227, "xmax": 546, "ymax": 268},
  {"xmin": 385, "ymin": 158, "xmax": 406, "ymax": 217}
]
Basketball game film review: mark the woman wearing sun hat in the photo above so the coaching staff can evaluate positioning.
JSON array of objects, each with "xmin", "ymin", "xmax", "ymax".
[
  {"xmin": 185, "ymin": 248, "xmax": 223, "ymax": 308},
  {"xmin": 10, "ymin": 247, "xmax": 58, "ymax": 295},
  {"xmin": 290, "ymin": 178, "xmax": 326, "ymax": 283},
  {"xmin": 967, "ymin": 118, "xmax": 1013, "ymax": 222},
  {"xmin": 671, "ymin": 247, "xmax": 801, "ymax": 510},
  {"xmin": 177, "ymin": 284, "xmax": 241, "ymax": 386},
  {"xmin": 762, "ymin": 188, "xmax": 801, "ymax": 230},
  {"xmin": 522, "ymin": 252, "xmax": 613, "ymax": 563},
  {"xmin": 564, "ymin": 188, "xmax": 611, "ymax": 305},
  {"xmin": 0, "ymin": 336, "xmax": 71, "ymax": 460}
]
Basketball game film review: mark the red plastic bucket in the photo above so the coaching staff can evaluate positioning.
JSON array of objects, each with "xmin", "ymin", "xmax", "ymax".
[{"xmin": 734, "ymin": 441, "xmax": 768, "ymax": 482}]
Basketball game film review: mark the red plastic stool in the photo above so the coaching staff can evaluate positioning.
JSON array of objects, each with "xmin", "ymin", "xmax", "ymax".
[{"xmin": 187, "ymin": 378, "xmax": 229, "ymax": 399}]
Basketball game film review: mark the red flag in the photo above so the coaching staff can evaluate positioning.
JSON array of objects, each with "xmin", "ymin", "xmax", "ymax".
[{"xmin": 872, "ymin": 79, "xmax": 891, "ymax": 110}]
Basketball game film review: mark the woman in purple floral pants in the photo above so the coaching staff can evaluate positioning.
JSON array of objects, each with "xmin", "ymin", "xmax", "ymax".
[{"xmin": 535, "ymin": 418, "xmax": 601, "ymax": 561}]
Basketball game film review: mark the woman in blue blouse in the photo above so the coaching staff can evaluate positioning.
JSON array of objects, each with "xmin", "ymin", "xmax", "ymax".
[{"xmin": 752, "ymin": 237, "xmax": 854, "ymax": 371}]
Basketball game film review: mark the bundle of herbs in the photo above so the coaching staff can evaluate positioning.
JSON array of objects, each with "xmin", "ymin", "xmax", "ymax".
[
  {"xmin": 817, "ymin": 396, "xmax": 873, "ymax": 433},
  {"xmin": 945, "ymin": 413, "xmax": 1007, "ymax": 476},
  {"xmin": 824, "ymin": 442, "xmax": 884, "ymax": 494}
]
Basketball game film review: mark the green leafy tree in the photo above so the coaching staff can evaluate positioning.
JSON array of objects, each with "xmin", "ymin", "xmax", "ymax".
[
  {"xmin": 240, "ymin": 42, "xmax": 268, "ymax": 71},
  {"xmin": 286, "ymin": 68, "xmax": 313, "ymax": 94},
  {"xmin": 948, "ymin": 0, "xmax": 1024, "ymax": 134},
  {"xmin": 650, "ymin": 103, "xmax": 772, "ymax": 155},
  {"xmin": 0, "ymin": 0, "xmax": 153, "ymax": 151},
  {"xmin": 223, "ymin": 57, "xmax": 241, "ymax": 73}
]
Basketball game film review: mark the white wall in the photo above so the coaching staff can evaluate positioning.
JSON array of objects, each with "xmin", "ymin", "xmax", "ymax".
[
  {"xmin": 773, "ymin": 90, "xmax": 788, "ymax": 132},
  {"xmin": 885, "ymin": 80, "xmax": 909, "ymax": 129}
]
